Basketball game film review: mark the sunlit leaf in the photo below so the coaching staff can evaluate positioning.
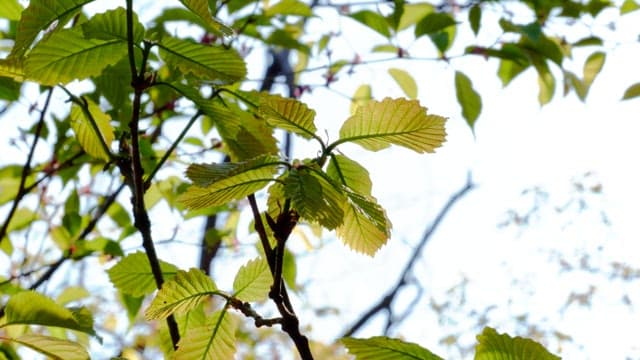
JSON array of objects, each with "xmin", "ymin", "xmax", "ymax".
[
  {"xmin": 145, "ymin": 268, "xmax": 217, "ymax": 320},
  {"xmin": 0, "ymin": 58, "xmax": 25, "ymax": 82},
  {"xmin": 342, "ymin": 336, "xmax": 444, "ymax": 360},
  {"xmin": 621, "ymin": 0, "xmax": 640, "ymax": 14},
  {"xmin": 259, "ymin": 93, "xmax": 317, "ymax": 140},
  {"xmin": 158, "ymin": 37, "xmax": 246, "ymax": 84},
  {"xmin": 349, "ymin": 10, "xmax": 391, "ymax": 38},
  {"xmin": 82, "ymin": 7, "xmax": 144, "ymax": 42},
  {"xmin": 174, "ymin": 311, "xmax": 236, "ymax": 360},
  {"xmin": 469, "ymin": 4, "xmax": 481, "ymax": 35},
  {"xmin": 415, "ymin": 12, "xmax": 456, "ymax": 37},
  {"xmin": 232, "ymin": 256, "xmax": 272, "ymax": 302},
  {"xmin": 454, "ymin": 71, "xmax": 482, "ymax": 130},
  {"xmin": 350, "ymin": 84, "xmax": 372, "ymax": 114},
  {"xmin": 475, "ymin": 327, "xmax": 560, "ymax": 360},
  {"xmin": 327, "ymin": 154, "xmax": 372, "ymax": 195},
  {"xmin": 583, "ymin": 51, "xmax": 605, "ymax": 88},
  {"xmin": 107, "ymin": 252, "xmax": 179, "ymax": 297},
  {"xmin": 622, "ymin": 82, "xmax": 640, "ymax": 100},
  {"xmin": 336, "ymin": 191, "xmax": 391, "ymax": 256},
  {"xmin": 178, "ymin": 0, "xmax": 234, "ymax": 36},
  {"xmin": 265, "ymin": 0, "xmax": 312, "ymax": 17},
  {"xmin": 0, "ymin": 0, "xmax": 22, "ymax": 21},
  {"xmin": 70, "ymin": 98, "xmax": 114, "ymax": 161},
  {"xmin": 25, "ymin": 29, "xmax": 127, "ymax": 85},
  {"xmin": 10, "ymin": 0, "xmax": 93, "ymax": 57},
  {"xmin": 397, "ymin": 3, "xmax": 434, "ymax": 31},
  {"xmin": 338, "ymin": 97, "xmax": 447, "ymax": 153},
  {"xmin": 181, "ymin": 155, "xmax": 281, "ymax": 209},
  {"xmin": 3, "ymin": 291, "xmax": 97, "ymax": 337},
  {"xmin": 498, "ymin": 58, "xmax": 529, "ymax": 87},
  {"xmin": 10, "ymin": 334, "xmax": 89, "ymax": 360},
  {"xmin": 532, "ymin": 57, "xmax": 555, "ymax": 105},
  {"xmin": 388, "ymin": 68, "xmax": 418, "ymax": 99}
]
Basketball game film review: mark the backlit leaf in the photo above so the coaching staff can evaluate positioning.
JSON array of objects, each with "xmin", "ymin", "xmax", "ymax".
[
  {"xmin": 583, "ymin": 51, "xmax": 605, "ymax": 88},
  {"xmin": 396, "ymin": 3, "xmax": 434, "ymax": 31},
  {"xmin": 388, "ymin": 68, "xmax": 418, "ymax": 99},
  {"xmin": 415, "ymin": 12, "xmax": 456, "ymax": 37},
  {"xmin": 475, "ymin": 327, "xmax": 560, "ymax": 360},
  {"xmin": 145, "ymin": 268, "xmax": 217, "ymax": 320},
  {"xmin": 181, "ymin": 155, "xmax": 281, "ymax": 209},
  {"xmin": 81, "ymin": 7, "xmax": 144, "ymax": 42},
  {"xmin": 10, "ymin": 334, "xmax": 89, "ymax": 360},
  {"xmin": 0, "ymin": 0, "xmax": 22, "ymax": 21},
  {"xmin": 70, "ymin": 98, "xmax": 114, "ymax": 161},
  {"xmin": 25, "ymin": 29, "xmax": 127, "ymax": 85},
  {"xmin": 232, "ymin": 257, "xmax": 272, "ymax": 302},
  {"xmin": 338, "ymin": 97, "xmax": 447, "ymax": 153},
  {"xmin": 454, "ymin": 71, "xmax": 482, "ymax": 130},
  {"xmin": 350, "ymin": 84, "xmax": 372, "ymax": 114},
  {"xmin": 10, "ymin": 0, "xmax": 93, "ymax": 57},
  {"xmin": 174, "ymin": 311, "xmax": 236, "ymax": 360},
  {"xmin": 158, "ymin": 37, "xmax": 246, "ymax": 84},
  {"xmin": 349, "ymin": 10, "xmax": 391, "ymax": 38},
  {"xmin": 532, "ymin": 57, "xmax": 555, "ymax": 105},
  {"xmin": 342, "ymin": 336, "xmax": 443, "ymax": 360},
  {"xmin": 0, "ymin": 58, "xmax": 25, "ymax": 82},
  {"xmin": 107, "ymin": 252, "xmax": 179, "ymax": 297},
  {"xmin": 336, "ymin": 191, "xmax": 391, "ymax": 256},
  {"xmin": 469, "ymin": 4, "xmax": 481, "ymax": 35},
  {"xmin": 259, "ymin": 93, "xmax": 317, "ymax": 139},
  {"xmin": 178, "ymin": 0, "xmax": 234, "ymax": 36},
  {"xmin": 498, "ymin": 58, "xmax": 529, "ymax": 86},
  {"xmin": 4, "ymin": 291, "xmax": 97, "ymax": 337},
  {"xmin": 327, "ymin": 154, "xmax": 372, "ymax": 195},
  {"xmin": 621, "ymin": 0, "xmax": 640, "ymax": 14},
  {"xmin": 622, "ymin": 82, "xmax": 640, "ymax": 100},
  {"xmin": 265, "ymin": 0, "xmax": 312, "ymax": 17}
]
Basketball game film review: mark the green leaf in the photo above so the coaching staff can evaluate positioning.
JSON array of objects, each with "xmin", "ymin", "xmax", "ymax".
[
  {"xmin": 342, "ymin": 336, "xmax": 444, "ymax": 360},
  {"xmin": 469, "ymin": 4, "xmax": 481, "ymax": 35},
  {"xmin": 145, "ymin": 268, "xmax": 217, "ymax": 320},
  {"xmin": 396, "ymin": 3, "xmax": 434, "ymax": 31},
  {"xmin": 232, "ymin": 256, "xmax": 272, "ymax": 302},
  {"xmin": 82, "ymin": 7, "xmax": 144, "ymax": 42},
  {"xmin": 475, "ymin": 327, "xmax": 560, "ymax": 360},
  {"xmin": 10, "ymin": 0, "xmax": 93, "ymax": 57},
  {"xmin": 10, "ymin": 334, "xmax": 89, "ymax": 360},
  {"xmin": 0, "ymin": 58, "xmax": 25, "ymax": 82},
  {"xmin": 107, "ymin": 252, "xmax": 179, "ymax": 297},
  {"xmin": 349, "ymin": 10, "xmax": 391, "ymax": 38},
  {"xmin": 338, "ymin": 97, "xmax": 447, "ymax": 153},
  {"xmin": 454, "ymin": 71, "xmax": 482, "ymax": 130},
  {"xmin": 350, "ymin": 84, "xmax": 372, "ymax": 114},
  {"xmin": 258, "ymin": 93, "xmax": 317, "ymax": 139},
  {"xmin": 174, "ymin": 311, "xmax": 236, "ymax": 360},
  {"xmin": 583, "ymin": 51, "xmax": 605, "ymax": 88},
  {"xmin": 532, "ymin": 57, "xmax": 555, "ymax": 105},
  {"xmin": 25, "ymin": 29, "xmax": 127, "ymax": 86},
  {"xmin": 327, "ymin": 154, "xmax": 372, "ymax": 195},
  {"xmin": 158, "ymin": 37, "xmax": 246, "ymax": 84},
  {"xmin": 178, "ymin": 0, "xmax": 234, "ymax": 36},
  {"xmin": 622, "ymin": 82, "xmax": 640, "ymax": 100},
  {"xmin": 284, "ymin": 166, "xmax": 346, "ymax": 230},
  {"xmin": 415, "ymin": 13, "xmax": 456, "ymax": 37},
  {"xmin": 388, "ymin": 68, "xmax": 418, "ymax": 99},
  {"xmin": 180, "ymin": 155, "xmax": 281, "ymax": 209},
  {"xmin": 265, "ymin": 0, "xmax": 312, "ymax": 17},
  {"xmin": 70, "ymin": 98, "xmax": 114, "ymax": 161},
  {"xmin": 498, "ymin": 58, "xmax": 529, "ymax": 86},
  {"xmin": 573, "ymin": 36, "xmax": 603, "ymax": 47},
  {"xmin": 3, "ymin": 291, "xmax": 97, "ymax": 337},
  {"xmin": 337, "ymin": 191, "xmax": 391, "ymax": 256},
  {"xmin": 0, "ymin": 0, "xmax": 22, "ymax": 21},
  {"xmin": 621, "ymin": 0, "xmax": 640, "ymax": 14}
]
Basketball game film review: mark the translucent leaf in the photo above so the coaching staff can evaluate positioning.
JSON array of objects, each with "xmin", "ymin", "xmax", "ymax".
[
  {"xmin": 145, "ymin": 268, "xmax": 217, "ymax": 320},
  {"xmin": 532, "ymin": 57, "xmax": 555, "ymax": 105},
  {"xmin": 70, "ymin": 98, "xmax": 114, "ymax": 161},
  {"xmin": 498, "ymin": 58, "xmax": 528, "ymax": 87},
  {"xmin": 0, "ymin": 58, "xmax": 25, "ymax": 82},
  {"xmin": 258, "ymin": 93, "xmax": 317, "ymax": 140},
  {"xmin": 621, "ymin": 0, "xmax": 640, "ymax": 14},
  {"xmin": 10, "ymin": 0, "xmax": 93, "ymax": 57},
  {"xmin": 158, "ymin": 37, "xmax": 246, "ymax": 84},
  {"xmin": 174, "ymin": 311, "xmax": 236, "ymax": 360},
  {"xmin": 81, "ymin": 7, "xmax": 144, "ymax": 42},
  {"xmin": 351, "ymin": 84, "xmax": 372, "ymax": 114},
  {"xmin": 336, "ymin": 191, "xmax": 391, "ymax": 256},
  {"xmin": 622, "ymin": 82, "xmax": 640, "ymax": 100},
  {"xmin": 265, "ymin": 0, "xmax": 312, "ymax": 17},
  {"xmin": 415, "ymin": 13, "xmax": 456, "ymax": 37},
  {"xmin": 178, "ymin": 0, "xmax": 234, "ymax": 36},
  {"xmin": 583, "ymin": 51, "xmax": 605, "ymax": 88},
  {"xmin": 181, "ymin": 155, "xmax": 280, "ymax": 209},
  {"xmin": 338, "ymin": 97, "xmax": 447, "ymax": 153},
  {"xmin": 327, "ymin": 154, "xmax": 372, "ymax": 195},
  {"xmin": 0, "ymin": 0, "xmax": 22, "ymax": 21},
  {"xmin": 342, "ymin": 336, "xmax": 443, "ymax": 360},
  {"xmin": 349, "ymin": 10, "xmax": 391, "ymax": 38},
  {"xmin": 454, "ymin": 71, "xmax": 482, "ymax": 130},
  {"xmin": 475, "ymin": 327, "xmax": 560, "ymax": 360},
  {"xmin": 283, "ymin": 166, "xmax": 346, "ymax": 230},
  {"xmin": 232, "ymin": 257, "xmax": 272, "ymax": 302},
  {"xmin": 11, "ymin": 334, "xmax": 89, "ymax": 360},
  {"xmin": 4, "ymin": 291, "xmax": 97, "ymax": 337},
  {"xmin": 25, "ymin": 29, "xmax": 127, "ymax": 85},
  {"xmin": 107, "ymin": 252, "xmax": 179, "ymax": 297},
  {"xmin": 469, "ymin": 4, "xmax": 481, "ymax": 35},
  {"xmin": 396, "ymin": 4, "xmax": 434, "ymax": 31},
  {"xmin": 388, "ymin": 68, "xmax": 418, "ymax": 99}
]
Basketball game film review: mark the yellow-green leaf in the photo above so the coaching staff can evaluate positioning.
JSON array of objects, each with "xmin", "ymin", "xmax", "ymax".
[
  {"xmin": 10, "ymin": 334, "xmax": 89, "ymax": 360},
  {"xmin": 0, "ymin": 58, "xmax": 25, "ymax": 82},
  {"xmin": 179, "ymin": 0, "xmax": 234, "ymax": 36},
  {"xmin": 349, "ymin": 10, "xmax": 391, "ymax": 38},
  {"xmin": 107, "ymin": 252, "xmax": 179, "ymax": 297},
  {"xmin": 259, "ymin": 93, "xmax": 317, "ymax": 139},
  {"xmin": 531, "ymin": 56, "xmax": 555, "ymax": 105},
  {"xmin": 327, "ymin": 154, "xmax": 372, "ymax": 195},
  {"xmin": 350, "ymin": 84, "xmax": 372, "ymax": 114},
  {"xmin": 159, "ymin": 37, "xmax": 246, "ymax": 84},
  {"xmin": 265, "ymin": 0, "xmax": 312, "ymax": 17},
  {"xmin": 397, "ymin": 3, "xmax": 434, "ymax": 31},
  {"xmin": 232, "ymin": 257, "xmax": 272, "ymax": 302},
  {"xmin": 336, "ymin": 191, "xmax": 391, "ymax": 256},
  {"xmin": 81, "ymin": 7, "xmax": 144, "ymax": 42},
  {"xmin": 621, "ymin": 0, "xmax": 640, "ymax": 14},
  {"xmin": 174, "ymin": 311, "xmax": 236, "ymax": 360},
  {"xmin": 0, "ymin": 0, "xmax": 23, "ymax": 21},
  {"xmin": 475, "ymin": 327, "xmax": 560, "ymax": 360},
  {"xmin": 338, "ymin": 97, "xmax": 447, "ymax": 153},
  {"xmin": 583, "ymin": 51, "xmax": 605, "ymax": 88},
  {"xmin": 70, "ymin": 98, "xmax": 114, "ymax": 161},
  {"xmin": 622, "ymin": 82, "xmax": 640, "ymax": 100},
  {"xmin": 388, "ymin": 68, "xmax": 418, "ymax": 99},
  {"xmin": 25, "ymin": 29, "xmax": 127, "ymax": 85},
  {"xmin": 454, "ymin": 71, "xmax": 482, "ymax": 130},
  {"xmin": 145, "ymin": 268, "xmax": 217, "ymax": 320},
  {"xmin": 342, "ymin": 336, "xmax": 444, "ymax": 360}
]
